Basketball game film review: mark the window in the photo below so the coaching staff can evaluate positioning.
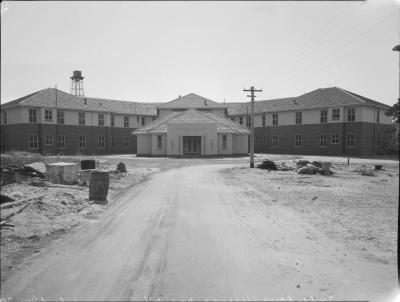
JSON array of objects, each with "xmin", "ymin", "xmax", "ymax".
[
  {"xmin": 320, "ymin": 134, "xmax": 327, "ymax": 148},
  {"xmin": 57, "ymin": 110, "xmax": 64, "ymax": 124},
  {"xmin": 295, "ymin": 112, "xmax": 302, "ymax": 125},
  {"xmin": 332, "ymin": 109, "xmax": 340, "ymax": 120},
  {"xmin": 137, "ymin": 117, "xmax": 140, "ymax": 124},
  {"xmin": 262, "ymin": 136, "xmax": 266, "ymax": 144},
  {"xmin": 29, "ymin": 135, "xmax": 38, "ymax": 149},
  {"xmin": 272, "ymin": 114, "xmax": 278, "ymax": 126},
  {"xmin": 346, "ymin": 133, "xmax": 355, "ymax": 148},
  {"xmin": 157, "ymin": 135, "xmax": 162, "ymax": 150},
  {"xmin": 124, "ymin": 116, "xmax": 129, "ymax": 128},
  {"xmin": 3, "ymin": 111, "xmax": 7, "ymax": 124},
  {"xmin": 295, "ymin": 134, "xmax": 302, "ymax": 148},
  {"xmin": 320, "ymin": 110, "xmax": 328, "ymax": 123},
  {"xmin": 239, "ymin": 117, "xmax": 243, "ymax": 125},
  {"xmin": 123, "ymin": 136, "xmax": 129, "ymax": 148},
  {"xmin": 222, "ymin": 135, "xmax": 227, "ymax": 149},
  {"xmin": 255, "ymin": 136, "xmax": 259, "ymax": 144},
  {"xmin": 272, "ymin": 135, "xmax": 278, "ymax": 147},
  {"xmin": 79, "ymin": 136, "xmax": 86, "ymax": 149},
  {"xmin": 57, "ymin": 135, "xmax": 65, "ymax": 149},
  {"xmin": 141, "ymin": 117, "xmax": 145, "ymax": 126},
  {"xmin": 98, "ymin": 136, "xmax": 105, "ymax": 148},
  {"xmin": 111, "ymin": 136, "xmax": 115, "ymax": 147},
  {"xmin": 111, "ymin": 115, "xmax": 114, "ymax": 127},
  {"xmin": 45, "ymin": 109, "xmax": 53, "ymax": 121},
  {"xmin": 376, "ymin": 110, "xmax": 380, "ymax": 123},
  {"xmin": 262, "ymin": 115, "xmax": 266, "ymax": 126},
  {"xmin": 45, "ymin": 135, "xmax": 53, "ymax": 145},
  {"xmin": 98, "ymin": 113, "xmax": 104, "ymax": 126},
  {"xmin": 29, "ymin": 109, "xmax": 37, "ymax": 123},
  {"xmin": 347, "ymin": 108, "xmax": 355, "ymax": 122},
  {"xmin": 78, "ymin": 112, "xmax": 85, "ymax": 125},
  {"xmin": 331, "ymin": 133, "xmax": 339, "ymax": 144}
]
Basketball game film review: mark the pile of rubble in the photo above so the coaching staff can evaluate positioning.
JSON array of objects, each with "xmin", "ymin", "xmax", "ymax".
[
  {"xmin": 1, "ymin": 162, "xmax": 46, "ymax": 186},
  {"xmin": 296, "ymin": 160, "xmax": 333, "ymax": 175},
  {"xmin": 256, "ymin": 159, "xmax": 333, "ymax": 175},
  {"xmin": 256, "ymin": 159, "xmax": 294, "ymax": 171}
]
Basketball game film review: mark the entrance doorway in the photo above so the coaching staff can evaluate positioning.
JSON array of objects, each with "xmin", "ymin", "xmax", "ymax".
[{"xmin": 183, "ymin": 136, "xmax": 201, "ymax": 155}]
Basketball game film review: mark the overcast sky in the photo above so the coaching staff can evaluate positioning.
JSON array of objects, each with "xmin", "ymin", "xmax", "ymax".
[{"xmin": 1, "ymin": 1, "xmax": 399, "ymax": 105}]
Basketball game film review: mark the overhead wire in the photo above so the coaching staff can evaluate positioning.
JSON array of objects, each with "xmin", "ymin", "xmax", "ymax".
[{"xmin": 273, "ymin": 9, "xmax": 398, "ymax": 89}]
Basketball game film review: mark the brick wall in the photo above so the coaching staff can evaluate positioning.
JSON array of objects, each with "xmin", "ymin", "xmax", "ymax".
[
  {"xmin": 1, "ymin": 124, "xmax": 138, "ymax": 155},
  {"xmin": 253, "ymin": 122, "xmax": 392, "ymax": 156}
]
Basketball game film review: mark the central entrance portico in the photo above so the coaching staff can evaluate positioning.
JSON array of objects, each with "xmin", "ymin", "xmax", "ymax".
[
  {"xmin": 134, "ymin": 108, "xmax": 249, "ymax": 157},
  {"xmin": 183, "ymin": 136, "xmax": 201, "ymax": 154}
]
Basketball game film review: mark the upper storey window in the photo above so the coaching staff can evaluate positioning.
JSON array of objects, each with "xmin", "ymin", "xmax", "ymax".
[
  {"xmin": 45, "ymin": 109, "xmax": 52, "ymax": 121},
  {"xmin": 29, "ymin": 109, "xmax": 37, "ymax": 123},
  {"xmin": 347, "ymin": 108, "xmax": 355, "ymax": 122},
  {"xmin": 332, "ymin": 109, "xmax": 340, "ymax": 120},
  {"xmin": 295, "ymin": 112, "xmax": 302, "ymax": 125},
  {"xmin": 98, "ymin": 113, "xmax": 105, "ymax": 126},
  {"xmin": 272, "ymin": 114, "xmax": 278, "ymax": 126},
  {"xmin": 320, "ymin": 110, "xmax": 328, "ymax": 123},
  {"xmin": 57, "ymin": 110, "xmax": 65, "ymax": 124}
]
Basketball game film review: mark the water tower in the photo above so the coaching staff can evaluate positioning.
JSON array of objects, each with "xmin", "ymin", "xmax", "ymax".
[{"xmin": 70, "ymin": 70, "xmax": 84, "ymax": 96}]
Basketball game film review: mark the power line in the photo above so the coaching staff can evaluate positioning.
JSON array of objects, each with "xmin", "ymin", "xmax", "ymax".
[
  {"xmin": 276, "ymin": 3, "xmax": 373, "ymax": 77},
  {"xmin": 281, "ymin": 24, "xmax": 398, "ymax": 90},
  {"xmin": 275, "ymin": 11, "xmax": 398, "ymax": 87}
]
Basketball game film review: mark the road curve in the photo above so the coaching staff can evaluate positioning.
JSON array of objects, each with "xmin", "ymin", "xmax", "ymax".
[{"xmin": 1, "ymin": 164, "xmax": 396, "ymax": 301}]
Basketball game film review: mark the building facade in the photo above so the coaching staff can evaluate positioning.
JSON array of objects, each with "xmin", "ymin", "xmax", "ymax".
[{"xmin": 0, "ymin": 86, "xmax": 393, "ymax": 156}]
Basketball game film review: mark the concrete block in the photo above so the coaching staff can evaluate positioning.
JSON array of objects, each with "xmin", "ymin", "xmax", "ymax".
[
  {"xmin": 46, "ymin": 162, "xmax": 78, "ymax": 185},
  {"xmin": 79, "ymin": 169, "xmax": 98, "ymax": 183}
]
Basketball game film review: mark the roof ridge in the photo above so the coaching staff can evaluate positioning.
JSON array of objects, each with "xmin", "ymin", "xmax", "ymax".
[
  {"xmin": 199, "ymin": 110, "xmax": 248, "ymax": 132},
  {"xmin": 4, "ymin": 88, "xmax": 48, "ymax": 107},
  {"xmin": 335, "ymin": 87, "xmax": 365, "ymax": 104},
  {"xmin": 134, "ymin": 110, "xmax": 185, "ymax": 133},
  {"xmin": 157, "ymin": 93, "xmax": 220, "ymax": 109}
]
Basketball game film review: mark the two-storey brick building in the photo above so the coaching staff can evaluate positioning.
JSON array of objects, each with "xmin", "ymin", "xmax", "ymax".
[
  {"xmin": 226, "ymin": 87, "xmax": 392, "ymax": 156},
  {"xmin": 0, "ymin": 86, "xmax": 393, "ymax": 156}
]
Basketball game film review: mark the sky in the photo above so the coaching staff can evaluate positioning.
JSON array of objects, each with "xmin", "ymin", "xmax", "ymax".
[{"xmin": 1, "ymin": 1, "xmax": 399, "ymax": 106}]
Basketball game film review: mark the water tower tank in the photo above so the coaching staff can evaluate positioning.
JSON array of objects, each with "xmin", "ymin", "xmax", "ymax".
[{"xmin": 71, "ymin": 70, "xmax": 84, "ymax": 79}]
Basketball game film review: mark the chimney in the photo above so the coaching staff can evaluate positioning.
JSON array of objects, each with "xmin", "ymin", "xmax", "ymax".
[{"xmin": 83, "ymin": 98, "xmax": 87, "ymax": 105}]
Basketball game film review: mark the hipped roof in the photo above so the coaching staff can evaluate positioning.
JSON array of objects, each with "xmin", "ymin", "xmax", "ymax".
[{"xmin": 133, "ymin": 109, "xmax": 249, "ymax": 134}]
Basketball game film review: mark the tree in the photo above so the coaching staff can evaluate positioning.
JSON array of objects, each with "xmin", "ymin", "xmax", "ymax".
[{"xmin": 385, "ymin": 98, "xmax": 400, "ymax": 123}]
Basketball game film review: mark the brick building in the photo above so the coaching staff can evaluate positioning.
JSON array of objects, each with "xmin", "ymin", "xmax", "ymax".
[{"xmin": 0, "ymin": 86, "xmax": 393, "ymax": 156}]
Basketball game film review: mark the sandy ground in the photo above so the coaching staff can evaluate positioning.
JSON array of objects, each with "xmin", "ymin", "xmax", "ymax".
[
  {"xmin": 0, "ymin": 159, "xmax": 158, "ymax": 282},
  {"xmin": 1, "ymin": 156, "xmax": 398, "ymax": 301}
]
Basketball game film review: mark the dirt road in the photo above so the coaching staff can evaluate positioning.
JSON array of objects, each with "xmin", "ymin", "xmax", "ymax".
[{"xmin": 1, "ymin": 163, "xmax": 397, "ymax": 301}]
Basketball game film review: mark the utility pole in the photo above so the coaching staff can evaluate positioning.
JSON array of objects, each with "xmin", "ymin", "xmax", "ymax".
[
  {"xmin": 243, "ymin": 86, "xmax": 262, "ymax": 168},
  {"xmin": 392, "ymin": 43, "xmax": 400, "ymax": 288},
  {"xmin": 55, "ymin": 85, "xmax": 58, "ymax": 155}
]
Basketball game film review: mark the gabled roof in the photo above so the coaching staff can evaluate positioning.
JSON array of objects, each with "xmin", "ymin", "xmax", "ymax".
[
  {"xmin": 1, "ymin": 88, "xmax": 109, "ymax": 112},
  {"xmin": 1, "ymin": 88, "xmax": 160, "ymax": 115},
  {"xmin": 157, "ymin": 93, "xmax": 227, "ymax": 109},
  {"xmin": 226, "ymin": 87, "xmax": 389, "ymax": 115},
  {"xmin": 77, "ymin": 96, "xmax": 160, "ymax": 116},
  {"xmin": 2, "ymin": 86, "xmax": 389, "ymax": 117},
  {"xmin": 226, "ymin": 97, "xmax": 295, "ymax": 115},
  {"xmin": 133, "ymin": 109, "xmax": 249, "ymax": 134}
]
